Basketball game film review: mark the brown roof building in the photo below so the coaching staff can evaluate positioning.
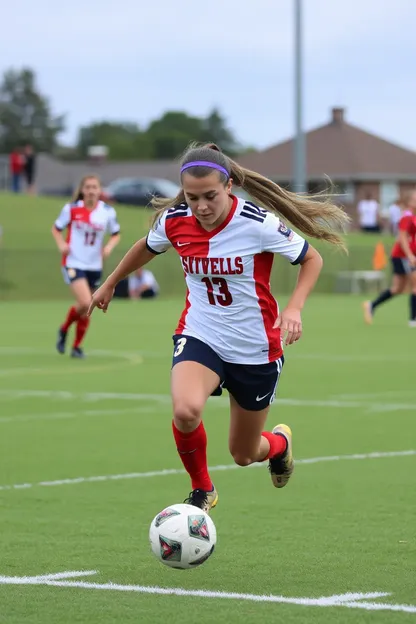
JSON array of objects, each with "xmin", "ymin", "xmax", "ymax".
[{"xmin": 238, "ymin": 107, "xmax": 416, "ymax": 215}]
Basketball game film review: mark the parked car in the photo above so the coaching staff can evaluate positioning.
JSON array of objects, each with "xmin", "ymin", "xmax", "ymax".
[{"xmin": 101, "ymin": 177, "xmax": 181, "ymax": 206}]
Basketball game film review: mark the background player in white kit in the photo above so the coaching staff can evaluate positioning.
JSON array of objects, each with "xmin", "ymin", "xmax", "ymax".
[
  {"xmin": 88, "ymin": 144, "xmax": 349, "ymax": 512},
  {"xmin": 52, "ymin": 175, "xmax": 121, "ymax": 358}
]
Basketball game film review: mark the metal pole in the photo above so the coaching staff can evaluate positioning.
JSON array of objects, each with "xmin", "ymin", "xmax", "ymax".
[{"xmin": 293, "ymin": 0, "xmax": 306, "ymax": 193}]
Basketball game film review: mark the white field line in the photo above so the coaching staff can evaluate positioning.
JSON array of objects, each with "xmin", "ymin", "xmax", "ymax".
[
  {"xmin": 0, "ymin": 570, "xmax": 415, "ymax": 613},
  {"xmin": 0, "ymin": 571, "xmax": 98, "ymax": 584},
  {"xmin": 2, "ymin": 346, "xmax": 416, "ymax": 363},
  {"xmin": 0, "ymin": 450, "xmax": 414, "ymax": 493},
  {"xmin": 0, "ymin": 406, "xmax": 157, "ymax": 424},
  {"xmin": 0, "ymin": 389, "xmax": 414, "ymax": 414}
]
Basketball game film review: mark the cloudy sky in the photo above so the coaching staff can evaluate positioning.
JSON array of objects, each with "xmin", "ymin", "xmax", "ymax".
[{"xmin": 1, "ymin": 0, "xmax": 415, "ymax": 151}]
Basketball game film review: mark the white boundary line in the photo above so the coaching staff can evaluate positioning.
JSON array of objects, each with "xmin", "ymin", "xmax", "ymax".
[
  {"xmin": 0, "ymin": 389, "xmax": 415, "ymax": 414},
  {"xmin": 0, "ymin": 406, "xmax": 157, "ymax": 424},
  {"xmin": 0, "ymin": 450, "xmax": 414, "ymax": 492},
  {"xmin": 0, "ymin": 570, "xmax": 415, "ymax": 613},
  {"xmin": 1, "ymin": 346, "xmax": 415, "ymax": 363}
]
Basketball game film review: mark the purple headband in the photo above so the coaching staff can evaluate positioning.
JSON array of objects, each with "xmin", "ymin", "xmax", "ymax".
[{"xmin": 180, "ymin": 161, "xmax": 230, "ymax": 178}]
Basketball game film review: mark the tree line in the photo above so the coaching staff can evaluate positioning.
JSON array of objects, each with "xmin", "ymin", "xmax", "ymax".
[{"xmin": 0, "ymin": 68, "xmax": 249, "ymax": 160}]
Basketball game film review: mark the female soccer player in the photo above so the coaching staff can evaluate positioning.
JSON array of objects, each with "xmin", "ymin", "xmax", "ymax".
[
  {"xmin": 52, "ymin": 175, "xmax": 121, "ymax": 358},
  {"xmin": 363, "ymin": 190, "xmax": 416, "ymax": 327},
  {"xmin": 88, "ymin": 143, "xmax": 349, "ymax": 512}
]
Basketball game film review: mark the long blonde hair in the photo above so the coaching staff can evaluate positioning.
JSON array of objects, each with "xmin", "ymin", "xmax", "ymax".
[
  {"xmin": 72, "ymin": 174, "xmax": 101, "ymax": 202},
  {"xmin": 151, "ymin": 143, "xmax": 350, "ymax": 250}
]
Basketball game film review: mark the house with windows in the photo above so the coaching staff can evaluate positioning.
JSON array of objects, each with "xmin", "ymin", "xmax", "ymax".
[{"xmin": 237, "ymin": 107, "xmax": 416, "ymax": 218}]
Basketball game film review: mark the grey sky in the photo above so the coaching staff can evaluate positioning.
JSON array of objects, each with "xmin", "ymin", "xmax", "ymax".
[{"xmin": 2, "ymin": 0, "xmax": 415, "ymax": 151}]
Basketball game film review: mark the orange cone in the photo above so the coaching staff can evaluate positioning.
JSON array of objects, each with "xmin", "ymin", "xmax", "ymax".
[{"xmin": 373, "ymin": 242, "xmax": 388, "ymax": 271}]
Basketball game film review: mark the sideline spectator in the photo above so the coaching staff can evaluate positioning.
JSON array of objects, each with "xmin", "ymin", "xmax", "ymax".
[
  {"xmin": 23, "ymin": 144, "xmax": 36, "ymax": 195},
  {"xmin": 128, "ymin": 268, "xmax": 159, "ymax": 299},
  {"xmin": 357, "ymin": 192, "xmax": 380, "ymax": 232},
  {"xmin": 9, "ymin": 147, "xmax": 24, "ymax": 193}
]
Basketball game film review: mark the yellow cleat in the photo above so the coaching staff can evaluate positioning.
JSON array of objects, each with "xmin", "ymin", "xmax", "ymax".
[
  {"xmin": 184, "ymin": 486, "xmax": 218, "ymax": 514},
  {"xmin": 269, "ymin": 424, "xmax": 294, "ymax": 488}
]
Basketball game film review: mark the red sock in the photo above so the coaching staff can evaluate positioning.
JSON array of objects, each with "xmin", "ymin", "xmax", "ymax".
[
  {"xmin": 73, "ymin": 316, "xmax": 90, "ymax": 348},
  {"xmin": 172, "ymin": 421, "xmax": 213, "ymax": 491},
  {"xmin": 261, "ymin": 431, "xmax": 288, "ymax": 461},
  {"xmin": 61, "ymin": 306, "xmax": 79, "ymax": 332}
]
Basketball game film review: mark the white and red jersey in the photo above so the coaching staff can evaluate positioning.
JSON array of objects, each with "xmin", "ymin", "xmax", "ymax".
[
  {"xmin": 146, "ymin": 196, "xmax": 308, "ymax": 365},
  {"xmin": 54, "ymin": 200, "xmax": 120, "ymax": 270}
]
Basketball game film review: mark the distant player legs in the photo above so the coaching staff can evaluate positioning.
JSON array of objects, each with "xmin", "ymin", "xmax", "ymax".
[
  {"xmin": 363, "ymin": 272, "xmax": 407, "ymax": 324},
  {"xmin": 409, "ymin": 270, "xmax": 416, "ymax": 326},
  {"xmin": 58, "ymin": 278, "xmax": 92, "ymax": 357}
]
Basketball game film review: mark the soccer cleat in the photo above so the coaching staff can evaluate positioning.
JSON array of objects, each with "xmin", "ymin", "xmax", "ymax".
[
  {"xmin": 184, "ymin": 486, "xmax": 218, "ymax": 514},
  {"xmin": 56, "ymin": 328, "xmax": 67, "ymax": 354},
  {"xmin": 268, "ymin": 424, "xmax": 294, "ymax": 488},
  {"xmin": 71, "ymin": 346, "xmax": 85, "ymax": 359},
  {"xmin": 362, "ymin": 301, "xmax": 373, "ymax": 325},
  {"xmin": 409, "ymin": 321, "xmax": 416, "ymax": 328}
]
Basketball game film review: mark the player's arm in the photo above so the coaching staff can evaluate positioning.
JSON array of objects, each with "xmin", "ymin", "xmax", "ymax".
[
  {"xmin": 103, "ymin": 232, "xmax": 121, "ymax": 258},
  {"xmin": 51, "ymin": 204, "xmax": 71, "ymax": 254},
  {"xmin": 104, "ymin": 237, "xmax": 156, "ymax": 288},
  {"xmin": 88, "ymin": 212, "xmax": 171, "ymax": 315},
  {"xmin": 103, "ymin": 209, "xmax": 122, "ymax": 258},
  {"xmin": 88, "ymin": 238, "xmax": 156, "ymax": 314},
  {"xmin": 262, "ymin": 214, "xmax": 323, "ymax": 345},
  {"xmin": 281, "ymin": 244, "xmax": 323, "ymax": 315},
  {"xmin": 398, "ymin": 220, "xmax": 416, "ymax": 265}
]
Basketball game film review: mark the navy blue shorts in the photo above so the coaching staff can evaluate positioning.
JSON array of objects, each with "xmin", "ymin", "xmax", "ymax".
[
  {"xmin": 391, "ymin": 257, "xmax": 416, "ymax": 275},
  {"xmin": 62, "ymin": 267, "xmax": 102, "ymax": 290},
  {"xmin": 172, "ymin": 335, "xmax": 284, "ymax": 411}
]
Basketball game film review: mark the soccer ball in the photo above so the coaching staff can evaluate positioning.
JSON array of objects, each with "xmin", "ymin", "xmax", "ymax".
[{"xmin": 149, "ymin": 503, "xmax": 217, "ymax": 569}]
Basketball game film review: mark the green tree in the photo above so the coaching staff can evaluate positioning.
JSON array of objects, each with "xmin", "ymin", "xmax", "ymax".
[
  {"xmin": 0, "ymin": 68, "xmax": 64, "ymax": 153},
  {"xmin": 145, "ymin": 109, "xmax": 240, "ymax": 159},
  {"xmin": 201, "ymin": 108, "xmax": 240, "ymax": 155},
  {"xmin": 146, "ymin": 111, "xmax": 204, "ymax": 159},
  {"xmin": 76, "ymin": 121, "xmax": 153, "ymax": 160}
]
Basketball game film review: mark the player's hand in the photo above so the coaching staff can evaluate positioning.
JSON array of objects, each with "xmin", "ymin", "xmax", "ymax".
[
  {"xmin": 102, "ymin": 246, "xmax": 112, "ymax": 259},
  {"xmin": 87, "ymin": 281, "xmax": 115, "ymax": 316},
  {"xmin": 58, "ymin": 242, "xmax": 70, "ymax": 254},
  {"xmin": 408, "ymin": 254, "xmax": 416, "ymax": 268},
  {"xmin": 274, "ymin": 307, "xmax": 302, "ymax": 345}
]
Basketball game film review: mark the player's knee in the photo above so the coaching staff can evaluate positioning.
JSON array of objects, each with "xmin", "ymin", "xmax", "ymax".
[
  {"xmin": 231, "ymin": 453, "xmax": 254, "ymax": 467},
  {"xmin": 173, "ymin": 402, "xmax": 203, "ymax": 428},
  {"xmin": 77, "ymin": 302, "xmax": 90, "ymax": 316}
]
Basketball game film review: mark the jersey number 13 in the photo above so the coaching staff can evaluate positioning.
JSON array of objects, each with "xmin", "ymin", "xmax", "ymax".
[{"xmin": 201, "ymin": 277, "xmax": 233, "ymax": 307}]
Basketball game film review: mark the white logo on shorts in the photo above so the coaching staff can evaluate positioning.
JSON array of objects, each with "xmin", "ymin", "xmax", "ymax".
[{"xmin": 256, "ymin": 392, "xmax": 271, "ymax": 402}]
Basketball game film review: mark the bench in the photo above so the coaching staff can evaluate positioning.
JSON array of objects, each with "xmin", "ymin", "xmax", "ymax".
[{"xmin": 335, "ymin": 271, "xmax": 387, "ymax": 294}]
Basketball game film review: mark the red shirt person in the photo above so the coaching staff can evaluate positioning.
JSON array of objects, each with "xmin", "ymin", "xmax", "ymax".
[{"xmin": 9, "ymin": 148, "xmax": 24, "ymax": 193}]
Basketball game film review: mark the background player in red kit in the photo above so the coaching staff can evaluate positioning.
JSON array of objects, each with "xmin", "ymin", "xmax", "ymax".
[
  {"xmin": 88, "ymin": 143, "xmax": 349, "ymax": 512},
  {"xmin": 52, "ymin": 175, "xmax": 121, "ymax": 358},
  {"xmin": 363, "ymin": 189, "xmax": 416, "ymax": 327}
]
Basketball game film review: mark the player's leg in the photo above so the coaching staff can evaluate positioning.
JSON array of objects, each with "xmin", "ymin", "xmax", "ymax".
[
  {"xmin": 408, "ymin": 267, "xmax": 416, "ymax": 327},
  {"xmin": 171, "ymin": 336, "xmax": 224, "ymax": 512},
  {"xmin": 226, "ymin": 357, "xmax": 294, "ymax": 488},
  {"xmin": 363, "ymin": 259, "xmax": 407, "ymax": 324},
  {"xmin": 69, "ymin": 276, "xmax": 93, "ymax": 357},
  {"xmin": 57, "ymin": 269, "xmax": 83, "ymax": 354},
  {"xmin": 228, "ymin": 395, "xmax": 293, "ymax": 487}
]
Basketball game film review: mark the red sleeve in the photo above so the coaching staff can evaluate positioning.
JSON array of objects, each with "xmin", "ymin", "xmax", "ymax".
[{"xmin": 398, "ymin": 215, "xmax": 412, "ymax": 232}]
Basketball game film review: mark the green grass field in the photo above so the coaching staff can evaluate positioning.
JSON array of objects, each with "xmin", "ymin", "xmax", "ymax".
[{"xmin": 0, "ymin": 293, "xmax": 415, "ymax": 623}]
